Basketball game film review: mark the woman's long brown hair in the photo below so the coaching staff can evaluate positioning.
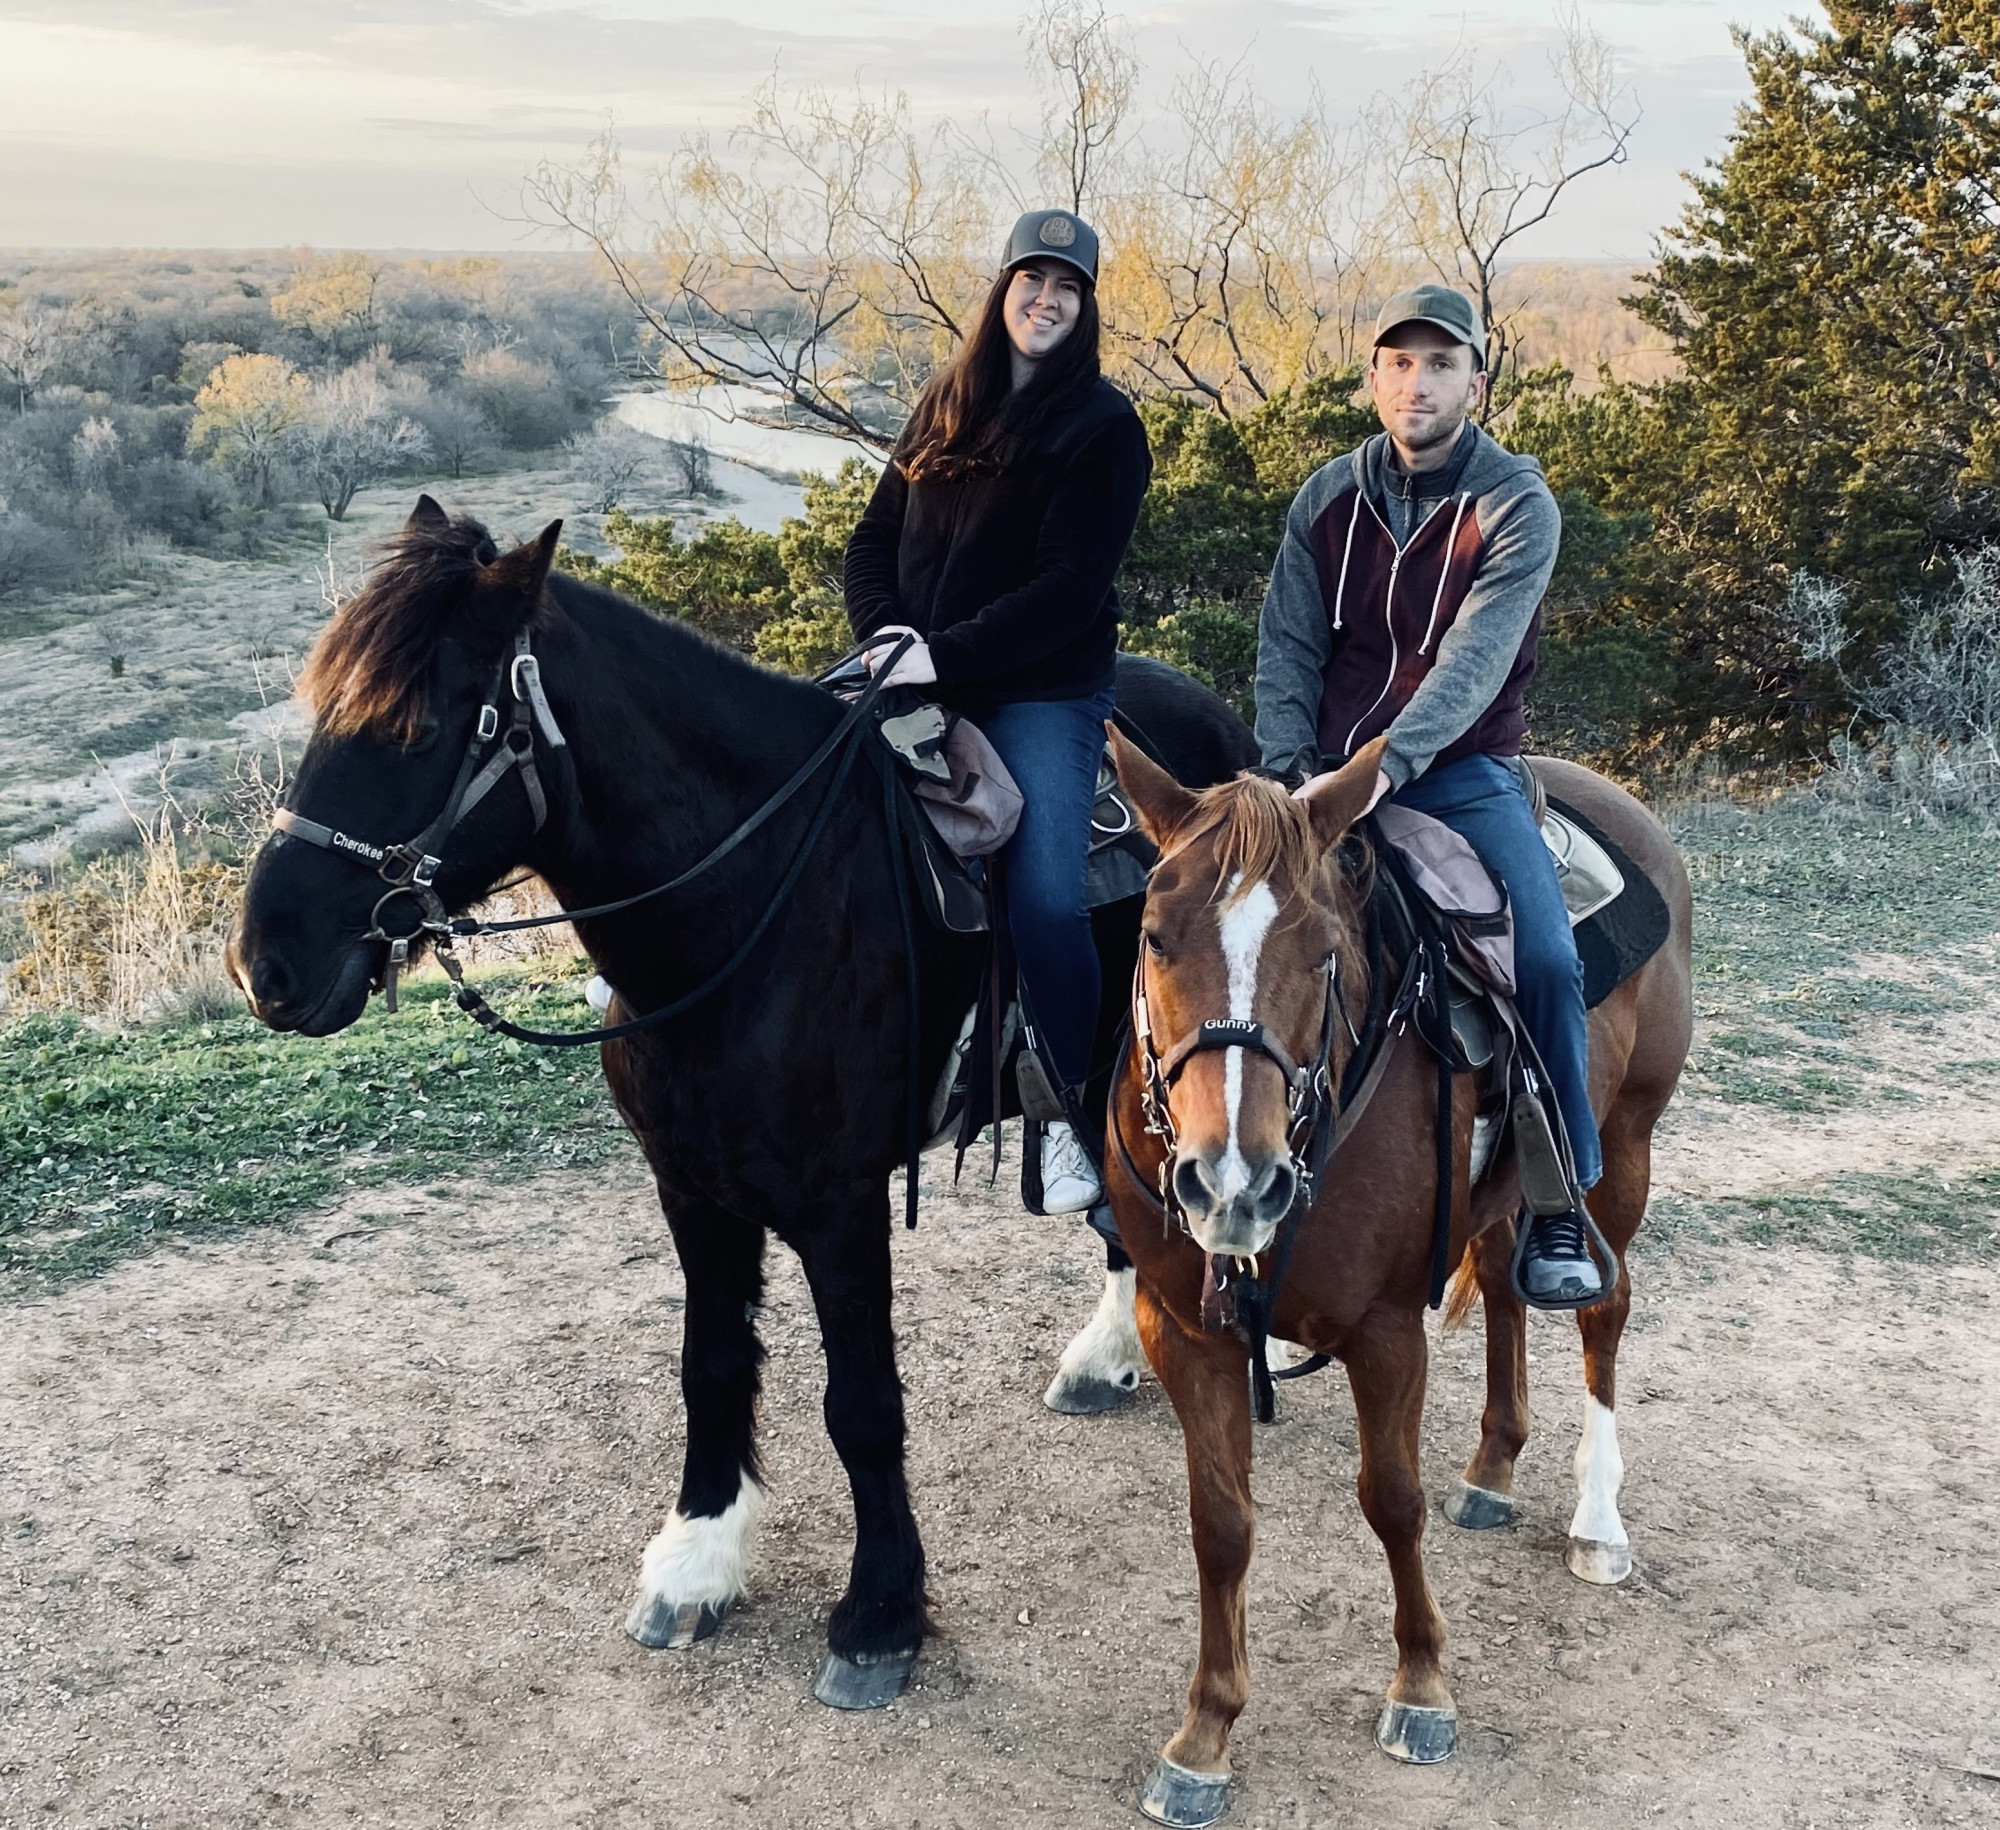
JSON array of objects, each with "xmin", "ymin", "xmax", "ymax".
[{"xmin": 896, "ymin": 266, "xmax": 1102, "ymax": 483}]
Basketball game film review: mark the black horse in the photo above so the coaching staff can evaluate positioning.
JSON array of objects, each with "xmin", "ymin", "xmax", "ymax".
[{"xmin": 228, "ymin": 499, "xmax": 1253, "ymax": 1707}]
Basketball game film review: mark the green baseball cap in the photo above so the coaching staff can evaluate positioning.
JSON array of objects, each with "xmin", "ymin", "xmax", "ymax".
[
  {"xmin": 1002, "ymin": 209, "xmax": 1099, "ymax": 283},
  {"xmin": 1373, "ymin": 284, "xmax": 1484, "ymax": 364}
]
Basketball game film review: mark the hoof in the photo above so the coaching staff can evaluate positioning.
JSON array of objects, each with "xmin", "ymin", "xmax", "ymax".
[
  {"xmin": 1376, "ymin": 1701, "xmax": 1457, "ymax": 1765},
  {"xmin": 1043, "ymin": 1367, "xmax": 1141, "ymax": 1415},
  {"xmin": 811, "ymin": 1645, "xmax": 918, "ymax": 1710},
  {"xmin": 624, "ymin": 1596, "xmax": 728, "ymax": 1650},
  {"xmin": 1566, "ymin": 1536, "xmax": 1632, "ymax": 1585},
  {"xmin": 1138, "ymin": 1757, "xmax": 1231, "ymax": 1828},
  {"xmin": 1443, "ymin": 1480, "xmax": 1516, "ymax": 1531}
]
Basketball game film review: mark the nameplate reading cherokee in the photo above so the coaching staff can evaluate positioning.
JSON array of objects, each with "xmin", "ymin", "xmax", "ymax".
[{"xmin": 331, "ymin": 832, "xmax": 388, "ymax": 863}]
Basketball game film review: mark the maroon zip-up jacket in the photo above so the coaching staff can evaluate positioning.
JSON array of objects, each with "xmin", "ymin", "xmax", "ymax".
[{"xmin": 1253, "ymin": 424, "xmax": 1561, "ymax": 788}]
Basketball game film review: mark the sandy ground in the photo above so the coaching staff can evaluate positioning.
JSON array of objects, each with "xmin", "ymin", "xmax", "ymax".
[{"xmin": 3, "ymin": 1084, "xmax": 1997, "ymax": 1830}]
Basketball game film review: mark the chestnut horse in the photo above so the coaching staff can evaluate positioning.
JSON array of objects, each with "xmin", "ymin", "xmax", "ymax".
[{"xmin": 1104, "ymin": 731, "xmax": 1692, "ymax": 1827}]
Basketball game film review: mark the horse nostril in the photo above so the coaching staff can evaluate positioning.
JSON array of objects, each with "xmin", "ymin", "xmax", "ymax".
[
  {"xmin": 1173, "ymin": 1153, "xmax": 1220, "ymax": 1216},
  {"xmin": 248, "ymin": 955, "xmax": 292, "ymax": 1009},
  {"xmin": 1248, "ymin": 1159, "xmax": 1298, "ymax": 1225}
]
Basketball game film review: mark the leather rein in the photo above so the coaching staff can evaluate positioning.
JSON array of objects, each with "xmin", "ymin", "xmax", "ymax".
[{"xmin": 269, "ymin": 629, "xmax": 915, "ymax": 1049}]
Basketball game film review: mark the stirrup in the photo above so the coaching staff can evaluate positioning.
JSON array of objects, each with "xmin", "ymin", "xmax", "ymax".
[{"xmin": 1508, "ymin": 1203, "xmax": 1617, "ymax": 1312}]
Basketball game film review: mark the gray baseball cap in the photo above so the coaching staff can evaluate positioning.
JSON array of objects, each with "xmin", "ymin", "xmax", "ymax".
[
  {"xmin": 1373, "ymin": 284, "xmax": 1484, "ymax": 364},
  {"xmin": 1002, "ymin": 209, "xmax": 1099, "ymax": 283}
]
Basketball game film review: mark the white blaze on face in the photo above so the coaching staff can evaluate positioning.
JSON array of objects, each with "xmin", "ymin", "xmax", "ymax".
[
  {"xmin": 1214, "ymin": 875, "xmax": 1280, "ymax": 1200},
  {"xmin": 1568, "ymin": 1395, "xmax": 1628, "ymax": 1548}
]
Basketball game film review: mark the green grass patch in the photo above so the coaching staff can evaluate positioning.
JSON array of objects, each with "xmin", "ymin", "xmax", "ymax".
[
  {"xmin": 1649, "ymin": 1168, "xmax": 2000, "ymax": 1265},
  {"xmin": 1, "ymin": 962, "xmax": 629, "ymax": 1300}
]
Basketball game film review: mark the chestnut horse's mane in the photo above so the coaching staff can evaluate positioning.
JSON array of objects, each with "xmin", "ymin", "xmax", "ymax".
[
  {"xmin": 1168, "ymin": 774, "xmax": 1368, "ymax": 927},
  {"xmin": 297, "ymin": 512, "xmax": 504, "ymax": 744}
]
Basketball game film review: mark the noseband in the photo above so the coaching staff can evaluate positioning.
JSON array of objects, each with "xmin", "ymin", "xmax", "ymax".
[
  {"xmin": 273, "ymin": 629, "xmax": 566, "ymax": 1009},
  {"xmin": 1130, "ymin": 944, "xmax": 1347, "ymax": 1239}
]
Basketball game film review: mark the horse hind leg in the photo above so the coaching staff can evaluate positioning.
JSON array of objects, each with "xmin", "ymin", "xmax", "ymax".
[
  {"xmin": 626, "ymin": 1207, "xmax": 768, "ymax": 1650},
  {"xmin": 1044, "ymin": 1239, "xmax": 1145, "ymax": 1415},
  {"xmin": 1444, "ymin": 1215, "xmax": 1530, "ymax": 1532},
  {"xmin": 1565, "ymin": 1125, "xmax": 1648, "ymax": 1586},
  {"xmin": 796, "ymin": 1192, "xmax": 930, "ymax": 1709}
]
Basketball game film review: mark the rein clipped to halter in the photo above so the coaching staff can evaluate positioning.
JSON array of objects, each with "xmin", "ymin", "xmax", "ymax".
[{"xmin": 271, "ymin": 631, "xmax": 917, "ymax": 1047}]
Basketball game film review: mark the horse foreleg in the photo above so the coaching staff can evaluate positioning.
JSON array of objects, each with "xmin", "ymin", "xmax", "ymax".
[
  {"xmin": 1446, "ymin": 1216, "xmax": 1530, "ymax": 1531},
  {"xmin": 1133, "ymin": 1278, "xmax": 1253, "ymax": 1828},
  {"xmin": 1043, "ymin": 1237, "xmax": 1145, "ymax": 1415},
  {"xmin": 626, "ymin": 1205, "xmax": 767, "ymax": 1651},
  {"xmin": 795, "ymin": 1190, "xmax": 929, "ymax": 1709},
  {"xmin": 1348, "ymin": 1316, "xmax": 1457, "ymax": 1766},
  {"xmin": 1566, "ymin": 1124, "xmax": 1647, "ymax": 1586}
]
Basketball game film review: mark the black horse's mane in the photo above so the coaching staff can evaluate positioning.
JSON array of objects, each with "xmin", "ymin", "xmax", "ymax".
[{"xmin": 298, "ymin": 509, "xmax": 822, "ymax": 745}]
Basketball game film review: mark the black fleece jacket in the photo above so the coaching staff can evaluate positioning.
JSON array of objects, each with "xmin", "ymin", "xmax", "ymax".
[{"xmin": 843, "ymin": 378, "xmax": 1151, "ymax": 709}]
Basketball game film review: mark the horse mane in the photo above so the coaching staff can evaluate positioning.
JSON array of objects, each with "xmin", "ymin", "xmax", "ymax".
[
  {"xmin": 297, "ymin": 511, "xmax": 505, "ymax": 743},
  {"xmin": 1171, "ymin": 776, "xmax": 1327, "ymax": 912}
]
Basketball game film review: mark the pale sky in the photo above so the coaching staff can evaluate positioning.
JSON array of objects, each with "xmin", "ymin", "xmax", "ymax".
[{"xmin": 0, "ymin": 0, "xmax": 1813, "ymax": 258}]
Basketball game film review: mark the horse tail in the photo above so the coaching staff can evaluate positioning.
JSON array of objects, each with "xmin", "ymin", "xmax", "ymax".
[{"xmin": 1440, "ymin": 1249, "xmax": 1483, "ymax": 1331}]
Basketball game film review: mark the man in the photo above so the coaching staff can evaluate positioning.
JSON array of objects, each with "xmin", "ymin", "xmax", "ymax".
[{"xmin": 1253, "ymin": 283, "xmax": 1603, "ymax": 1308}]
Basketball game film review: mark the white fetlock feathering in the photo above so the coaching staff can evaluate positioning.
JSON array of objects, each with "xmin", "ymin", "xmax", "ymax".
[
  {"xmin": 634, "ymin": 1473, "xmax": 762, "ymax": 1609},
  {"xmin": 1051, "ymin": 1267, "xmax": 1144, "ymax": 1391}
]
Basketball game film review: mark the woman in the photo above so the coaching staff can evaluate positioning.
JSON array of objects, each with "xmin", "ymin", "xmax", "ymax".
[{"xmin": 846, "ymin": 208, "xmax": 1152, "ymax": 1214}]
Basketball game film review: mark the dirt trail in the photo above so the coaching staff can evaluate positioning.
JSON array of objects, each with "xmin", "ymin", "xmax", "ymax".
[{"xmin": 3, "ymin": 1126, "xmax": 1996, "ymax": 1828}]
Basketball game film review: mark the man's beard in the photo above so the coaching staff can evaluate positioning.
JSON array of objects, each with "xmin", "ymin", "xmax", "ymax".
[{"xmin": 1399, "ymin": 407, "xmax": 1468, "ymax": 455}]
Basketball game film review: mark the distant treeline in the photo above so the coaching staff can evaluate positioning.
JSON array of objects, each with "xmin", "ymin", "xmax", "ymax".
[{"xmin": 0, "ymin": 251, "xmax": 626, "ymax": 596}]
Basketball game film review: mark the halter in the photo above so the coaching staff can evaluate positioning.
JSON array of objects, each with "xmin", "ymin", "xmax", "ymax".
[{"xmin": 272, "ymin": 629, "xmax": 565, "ymax": 1011}]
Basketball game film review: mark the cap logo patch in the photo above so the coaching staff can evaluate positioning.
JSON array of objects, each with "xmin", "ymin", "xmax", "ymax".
[{"xmin": 1039, "ymin": 216, "xmax": 1077, "ymax": 247}]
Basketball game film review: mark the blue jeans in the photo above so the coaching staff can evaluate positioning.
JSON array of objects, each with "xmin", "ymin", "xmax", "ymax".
[
  {"xmin": 1392, "ymin": 754, "xmax": 1602, "ymax": 1190},
  {"xmin": 978, "ymin": 691, "xmax": 1116, "ymax": 1091}
]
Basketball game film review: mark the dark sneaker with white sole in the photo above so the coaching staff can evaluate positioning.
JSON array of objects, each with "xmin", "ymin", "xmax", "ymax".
[{"xmin": 1514, "ymin": 1208, "xmax": 1606, "ymax": 1310}]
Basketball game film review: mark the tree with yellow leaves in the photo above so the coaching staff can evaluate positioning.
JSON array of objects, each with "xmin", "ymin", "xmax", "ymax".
[{"xmin": 189, "ymin": 353, "xmax": 310, "ymax": 504}]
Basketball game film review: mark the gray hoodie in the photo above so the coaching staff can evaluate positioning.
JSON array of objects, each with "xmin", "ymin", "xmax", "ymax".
[{"xmin": 1253, "ymin": 421, "xmax": 1560, "ymax": 788}]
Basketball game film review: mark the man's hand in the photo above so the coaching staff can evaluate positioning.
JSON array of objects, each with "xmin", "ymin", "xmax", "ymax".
[{"xmin": 862, "ymin": 625, "xmax": 938, "ymax": 688}]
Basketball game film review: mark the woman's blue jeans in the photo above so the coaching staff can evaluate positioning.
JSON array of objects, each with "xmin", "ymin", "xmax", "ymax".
[
  {"xmin": 1391, "ymin": 753, "xmax": 1602, "ymax": 1190},
  {"xmin": 978, "ymin": 690, "xmax": 1116, "ymax": 1092}
]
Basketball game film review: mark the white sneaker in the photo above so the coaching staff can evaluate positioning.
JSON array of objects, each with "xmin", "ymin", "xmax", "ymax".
[{"xmin": 1040, "ymin": 1119, "xmax": 1103, "ymax": 1215}]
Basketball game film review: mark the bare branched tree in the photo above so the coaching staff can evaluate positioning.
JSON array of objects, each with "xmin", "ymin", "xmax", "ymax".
[
  {"xmin": 1026, "ymin": 0, "xmax": 1137, "ymax": 215},
  {"xmin": 1110, "ymin": 64, "xmax": 1386, "ymax": 413},
  {"xmin": 1382, "ymin": 12, "xmax": 1637, "ymax": 392},
  {"xmin": 524, "ymin": 83, "xmax": 993, "ymax": 454}
]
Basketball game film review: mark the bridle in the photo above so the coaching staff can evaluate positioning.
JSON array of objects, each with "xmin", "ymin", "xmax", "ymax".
[
  {"xmin": 273, "ymin": 629, "xmax": 566, "ymax": 1011},
  {"xmin": 1128, "ymin": 940, "xmax": 1350, "ymax": 1238},
  {"xmin": 1109, "ymin": 864, "xmax": 1428, "ymax": 1422},
  {"xmin": 268, "ymin": 626, "xmax": 916, "ymax": 1042}
]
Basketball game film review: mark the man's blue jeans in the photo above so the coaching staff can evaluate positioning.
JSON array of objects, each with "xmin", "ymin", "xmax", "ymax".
[
  {"xmin": 978, "ymin": 690, "xmax": 1116, "ymax": 1092},
  {"xmin": 1391, "ymin": 753, "xmax": 1602, "ymax": 1190}
]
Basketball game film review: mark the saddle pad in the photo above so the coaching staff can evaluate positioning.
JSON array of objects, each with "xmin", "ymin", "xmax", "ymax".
[{"xmin": 1550, "ymin": 797, "xmax": 1672, "ymax": 1008}]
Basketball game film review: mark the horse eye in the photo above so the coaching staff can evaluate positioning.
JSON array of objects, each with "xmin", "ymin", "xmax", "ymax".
[{"xmin": 1143, "ymin": 929, "xmax": 1167, "ymax": 957}]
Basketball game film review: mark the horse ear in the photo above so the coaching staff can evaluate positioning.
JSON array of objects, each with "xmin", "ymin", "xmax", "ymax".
[
  {"xmin": 408, "ymin": 494, "xmax": 449, "ymax": 532},
  {"xmin": 480, "ymin": 519, "xmax": 564, "ymax": 601},
  {"xmin": 1298, "ymin": 735, "xmax": 1390, "ymax": 853},
  {"xmin": 1109, "ymin": 723, "xmax": 1197, "ymax": 846}
]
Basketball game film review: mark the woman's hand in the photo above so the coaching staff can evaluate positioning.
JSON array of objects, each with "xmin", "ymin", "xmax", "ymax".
[{"xmin": 863, "ymin": 625, "xmax": 938, "ymax": 688}]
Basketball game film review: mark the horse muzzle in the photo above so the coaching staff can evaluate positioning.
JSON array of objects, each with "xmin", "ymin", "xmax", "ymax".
[
  {"xmin": 1171, "ymin": 1147, "xmax": 1297, "ymax": 1259},
  {"xmin": 230, "ymin": 934, "xmax": 377, "ymax": 1036}
]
